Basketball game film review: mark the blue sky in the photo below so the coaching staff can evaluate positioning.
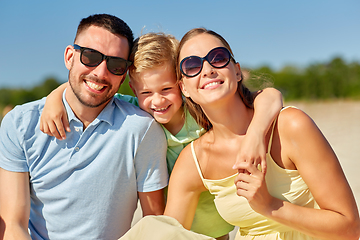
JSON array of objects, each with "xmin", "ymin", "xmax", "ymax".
[{"xmin": 0, "ymin": 0, "xmax": 359, "ymax": 88}]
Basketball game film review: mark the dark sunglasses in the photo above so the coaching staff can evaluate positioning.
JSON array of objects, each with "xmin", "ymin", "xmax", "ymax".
[
  {"xmin": 180, "ymin": 47, "xmax": 235, "ymax": 78},
  {"xmin": 73, "ymin": 44, "xmax": 132, "ymax": 76}
]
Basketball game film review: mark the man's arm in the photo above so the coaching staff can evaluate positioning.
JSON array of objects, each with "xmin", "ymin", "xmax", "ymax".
[
  {"xmin": 0, "ymin": 168, "xmax": 31, "ymax": 240},
  {"xmin": 138, "ymin": 189, "xmax": 166, "ymax": 216}
]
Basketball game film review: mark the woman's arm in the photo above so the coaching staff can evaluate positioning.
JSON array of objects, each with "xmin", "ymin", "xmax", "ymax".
[
  {"xmin": 40, "ymin": 82, "xmax": 69, "ymax": 140},
  {"xmin": 234, "ymin": 87, "xmax": 283, "ymax": 173},
  {"xmin": 235, "ymin": 108, "xmax": 360, "ymax": 239},
  {"xmin": 164, "ymin": 144, "xmax": 206, "ymax": 229}
]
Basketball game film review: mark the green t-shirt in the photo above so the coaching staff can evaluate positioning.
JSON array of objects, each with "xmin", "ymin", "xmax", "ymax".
[{"xmin": 161, "ymin": 111, "xmax": 204, "ymax": 175}]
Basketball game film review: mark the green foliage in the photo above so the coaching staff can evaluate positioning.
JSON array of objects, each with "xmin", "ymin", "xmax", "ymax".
[
  {"xmin": 1, "ymin": 57, "xmax": 359, "ymax": 116},
  {"xmin": 0, "ymin": 78, "xmax": 62, "ymax": 115},
  {"xmin": 118, "ymin": 75, "xmax": 135, "ymax": 96},
  {"xmin": 248, "ymin": 57, "xmax": 360, "ymax": 101},
  {"xmin": 0, "ymin": 76, "xmax": 137, "ymax": 119}
]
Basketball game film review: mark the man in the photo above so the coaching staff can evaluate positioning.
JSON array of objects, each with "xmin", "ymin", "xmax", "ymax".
[{"xmin": 0, "ymin": 14, "xmax": 168, "ymax": 240}]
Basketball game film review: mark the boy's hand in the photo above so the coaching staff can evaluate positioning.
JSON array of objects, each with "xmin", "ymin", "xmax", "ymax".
[
  {"xmin": 233, "ymin": 130, "xmax": 267, "ymax": 174},
  {"xmin": 40, "ymin": 105, "xmax": 70, "ymax": 140}
]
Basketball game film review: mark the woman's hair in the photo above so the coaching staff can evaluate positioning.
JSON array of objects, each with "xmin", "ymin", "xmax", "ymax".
[
  {"xmin": 74, "ymin": 14, "xmax": 134, "ymax": 58},
  {"xmin": 128, "ymin": 32, "xmax": 179, "ymax": 82},
  {"xmin": 177, "ymin": 28, "xmax": 255, "ymax": 131}
]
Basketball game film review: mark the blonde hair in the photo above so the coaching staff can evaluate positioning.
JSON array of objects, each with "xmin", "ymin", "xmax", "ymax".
[
  {"xmin": 128, "ymin": 32, "xmax": 179, "ymax": 82},
  {"xmin": 177, "ymin": 28, "xmax": 256, "ymax": 131}
]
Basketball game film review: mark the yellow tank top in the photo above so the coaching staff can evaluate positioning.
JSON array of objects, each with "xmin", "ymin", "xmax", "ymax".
[{"xmin": 190, "ymin": 111, "xmax": 321, "ymax": 239}]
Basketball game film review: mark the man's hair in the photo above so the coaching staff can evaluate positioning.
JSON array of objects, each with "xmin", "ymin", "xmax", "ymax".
[
  {"xmin": 128, "ymin": 32, "xmax": 179, "ymax": 82},
  {"xmin": 74, "ymin": 14, "xmax": 134, "ymax": 58}
]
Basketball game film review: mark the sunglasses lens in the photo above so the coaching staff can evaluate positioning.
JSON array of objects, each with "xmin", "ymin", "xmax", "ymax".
[
  {"xmin": 180, "ymin": 47, "xmax": 232, "ymax": 77},
  {"xmin": 181, "ymin": 57, "xmax": 202, "ymax": 77},
  {"xmin": 107, "ymin": 58, "xmax": 128, "ymax": 75},
  {"xmin": 208, "ymin": 48, "xmax": 230, "ymax": 68},
  {"xmin": 81, "ymin": 49, "xmax": 103, "ymax": 67}
]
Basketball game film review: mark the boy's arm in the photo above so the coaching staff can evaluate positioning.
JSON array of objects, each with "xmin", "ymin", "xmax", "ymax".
[
  {"xmin": 40, "ymin": 83, "xmax": 69, "ymax": 140},
  {"xmin": 234, "ymin": 87, "xmax": 283, "ymax": 173},
  {"xmin": 0, "ymin": 168, "xmax": 31, "ymax": 240}
]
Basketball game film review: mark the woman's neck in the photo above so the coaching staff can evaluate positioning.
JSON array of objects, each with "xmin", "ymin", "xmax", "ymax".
[{"xmin": 201, "ymin": 93, "xmax": 253, "ymax": 139}]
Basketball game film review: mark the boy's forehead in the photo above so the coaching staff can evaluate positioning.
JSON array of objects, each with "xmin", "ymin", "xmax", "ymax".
[{"xmin": 131, "ymin": 67, "xmax": 177, "ymax": 89}]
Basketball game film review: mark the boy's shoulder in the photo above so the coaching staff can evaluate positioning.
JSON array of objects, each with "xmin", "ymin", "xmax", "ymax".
[{"xmin": 114, "ymin": 93, "xmax": 139, "ymax": 107}]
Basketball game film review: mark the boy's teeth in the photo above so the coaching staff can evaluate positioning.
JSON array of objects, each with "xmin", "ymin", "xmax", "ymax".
[
  {"xmin": 86, "ymin": 81, "xmax": 104, "ymax": 91},
  {"xmin": 154, "ymin": 106, "xmax": 170, "ymax": 112}
]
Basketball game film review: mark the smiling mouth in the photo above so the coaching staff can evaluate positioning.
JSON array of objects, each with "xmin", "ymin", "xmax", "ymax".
[
  {"xmin": 152, "ymin": 105, "xmax": 171, "ymax": 113},
  {"xmin": 85, "ymin": 80, "xmax": 106, "ymax": 91},
  {"xmin": 202, "ymin": 81, "xmax": 224, "ymax": 89}
]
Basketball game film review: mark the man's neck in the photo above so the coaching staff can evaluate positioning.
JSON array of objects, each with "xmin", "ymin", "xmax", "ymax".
[{"xmin": 65, "ymin": 90, "xmax": 108, "ymax": 129}]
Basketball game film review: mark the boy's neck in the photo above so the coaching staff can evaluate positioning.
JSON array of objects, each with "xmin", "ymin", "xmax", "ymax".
[{"xmin": 162, "ymin": 107, "xmax": 185, "ymax": 136}]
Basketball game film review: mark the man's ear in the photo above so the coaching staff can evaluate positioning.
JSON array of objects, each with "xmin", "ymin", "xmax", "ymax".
[
  {"xmin": 64, "ymin": 45, "xmax": 75, "ymax": 70},
  {"xmin": 179, "ymin": 80, "xmax": 190, "ymax": 98},
  {"xmin": 129, "ymin": 81, "xmax": 137, "ymax": 97},
  {"xmin": 119, "ymin": 75, "xmax": 127, "ymax": 86}
]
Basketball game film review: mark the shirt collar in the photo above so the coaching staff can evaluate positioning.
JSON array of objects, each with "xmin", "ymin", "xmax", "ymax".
[{"xmin": 62, "ymin": 89, "xmax": 115, "ymax": 127}]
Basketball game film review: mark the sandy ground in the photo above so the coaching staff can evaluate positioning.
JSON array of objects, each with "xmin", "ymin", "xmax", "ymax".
[{"xmin": 132, "ymin": 100, "xmax": 360, "ymax": 239}]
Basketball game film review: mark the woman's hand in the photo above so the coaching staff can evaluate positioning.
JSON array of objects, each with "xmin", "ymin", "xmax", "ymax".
[{"xmin": 234, "ymin": 161, "xmax": 274, "ymax": 216}]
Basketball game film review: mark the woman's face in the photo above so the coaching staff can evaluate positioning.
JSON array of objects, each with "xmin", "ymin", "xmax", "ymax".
[{"xmin": 179, "ymin": 33, "xmax": 241, "ymax": 107}]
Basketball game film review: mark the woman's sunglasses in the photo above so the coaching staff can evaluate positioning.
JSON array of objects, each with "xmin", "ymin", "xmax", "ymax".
[
  {"xmin": 180, "ymin": 47, "xmax": 234, "ymax": 78},
  {"xmin": 73, "ymin": 44, "xmax": 132, "ymax": 76}
]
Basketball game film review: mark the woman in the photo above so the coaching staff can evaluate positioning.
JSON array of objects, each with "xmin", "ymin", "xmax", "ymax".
[{"xmin": 163, "ymin": 28, "xmax": 360, "ymax": 239}]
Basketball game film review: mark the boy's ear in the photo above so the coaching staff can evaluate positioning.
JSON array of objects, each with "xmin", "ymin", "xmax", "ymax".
[
  {"xmin": 64, "ymin": 45, "xmax": 75, "ymax": 70},
  {"xmin": 179, "ymin": 81, "xmax": 190, "ymax": 98},
  {"xmin": 129, "ymin": 81, "xmax": 137, "ymax": 97}
]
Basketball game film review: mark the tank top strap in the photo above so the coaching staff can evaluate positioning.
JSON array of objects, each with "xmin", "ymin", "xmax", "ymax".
[
  {"xmin": 267, "ymin": 116, "xmax": 277, "ymax": 153},
  {"xmin": 190, "ymin": 141, "xmax": 205, "ymax": 181}
]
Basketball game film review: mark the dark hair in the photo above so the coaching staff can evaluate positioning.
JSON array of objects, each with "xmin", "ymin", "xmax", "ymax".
[
  {"xmin": 177, "ymin": 28, "xmax": 255, "ymax": 131},
  {"xmin": 74, "ymin": 14, "xmax": 134, "ymax": 58}
]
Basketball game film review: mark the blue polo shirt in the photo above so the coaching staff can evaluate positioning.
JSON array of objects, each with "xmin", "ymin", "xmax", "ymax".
[{"xmin": 0, "ymin": 91, "xmax": 168, "ymax": 239}]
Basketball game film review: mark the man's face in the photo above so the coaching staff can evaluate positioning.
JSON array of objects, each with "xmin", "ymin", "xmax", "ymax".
[{"xmin": 65, "ymin": 26, "xmax": 129, "ymax": 110}]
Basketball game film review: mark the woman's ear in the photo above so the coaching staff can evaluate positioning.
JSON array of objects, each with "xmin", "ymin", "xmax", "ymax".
[
  {"xmin": 235, "ymin": 62, "xmax": 242, "ymax": 82},
  {"xmin": 64, "ymin": 45, "xmax": 75, "ymax": 70},
  {"xmin": 179, "ymin": 80, "xmax": 190, "ymax": 98}
]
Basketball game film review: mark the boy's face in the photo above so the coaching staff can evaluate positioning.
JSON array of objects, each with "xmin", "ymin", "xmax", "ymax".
[{"xmin": 131, "ymin": 65, "xmax": 183, "ymax": 125}]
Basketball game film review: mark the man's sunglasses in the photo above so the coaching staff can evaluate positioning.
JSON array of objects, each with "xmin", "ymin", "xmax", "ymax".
[
  {"xmin": 180, "ymin": 47, "xmax": 235, "ymax": 78},
  {"xmin": 73, "ymin": 44, "xmax": 132, "ymax": 76}
]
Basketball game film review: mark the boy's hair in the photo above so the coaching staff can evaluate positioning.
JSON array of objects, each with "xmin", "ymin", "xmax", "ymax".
[
  {"xmin": 74, "ymin": 14, "xmax": 134, "ymax": 58},
  {"xmin": 128, "ymin": 32, "xmax": 179, "ymax": 82}
]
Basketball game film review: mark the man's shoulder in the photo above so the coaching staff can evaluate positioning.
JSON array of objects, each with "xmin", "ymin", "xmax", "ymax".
[
  {"xmin": 112, "ymin": 97, "xmax": 152, "ymax": 119},
  {"xmin": 2, "ymin": 98, "xmax": 46, "ymax": 126}
]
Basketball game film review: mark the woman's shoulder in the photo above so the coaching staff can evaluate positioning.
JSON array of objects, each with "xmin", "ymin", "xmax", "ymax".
[
  {"xmin": 278, "ymin": 106, "xmax": 316, "ymax": 133},
  {"xmin": 171, "ymin": 140, "xmax": 206, "ymax": 191},
  {"xmin": 276, "ymin": 106, "xmax": 322, "ymax": 150}
]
